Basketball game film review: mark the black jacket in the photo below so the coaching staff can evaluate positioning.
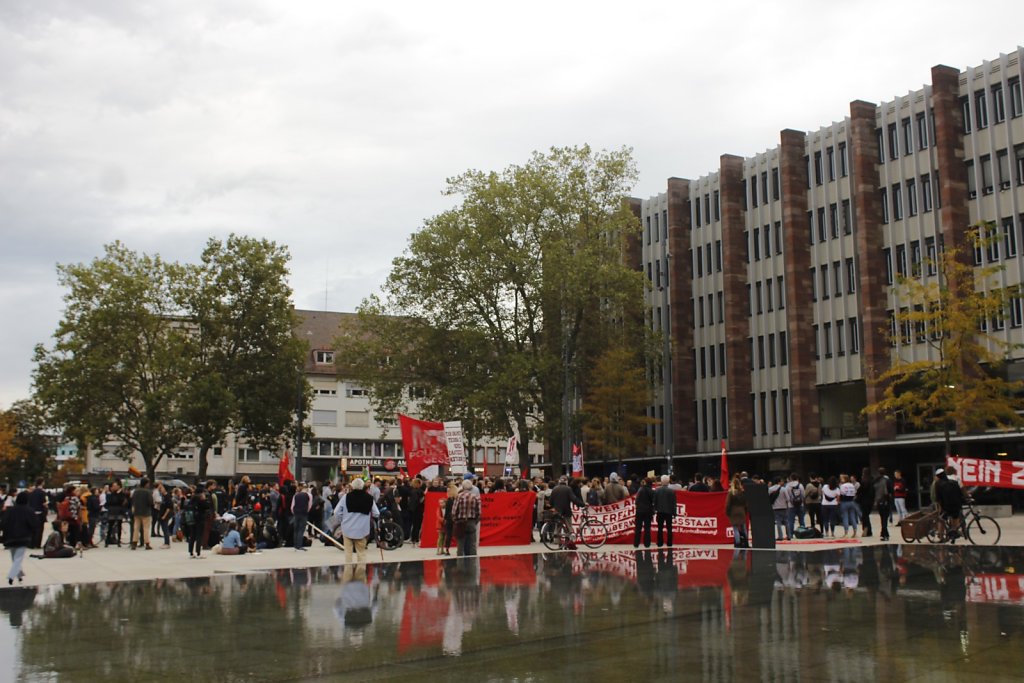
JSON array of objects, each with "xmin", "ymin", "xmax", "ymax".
[
  {"xmin": 549, "ymin": 484, "xmax": 585, "ymax": 517},
  {"xmin": 653, "ymin": 486, "xmax": 677, "ymax": 515},
  {"xmin": 634, "ymin": 485, "xmax": 656, "ymax": 517},
  {"xmin": 1, "ymin": 505, "xmax": 36, "ymax": 548}
]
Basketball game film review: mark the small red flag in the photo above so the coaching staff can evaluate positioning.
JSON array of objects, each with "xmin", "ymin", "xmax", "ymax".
[
  {"xmin": 720, "ymin": 440, "xmax": 729, "ymax": 487},
  {"xmin": 278, "ymin": 451, "xmax": 295, "ymax": 487}
]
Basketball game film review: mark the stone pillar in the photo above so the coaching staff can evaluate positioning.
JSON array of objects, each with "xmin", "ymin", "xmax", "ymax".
[
  {"xmin": 931, "ymin": 65, "xmax": 971, "ymax": 257},
  {"xmin": 779, "ymin": 129, "xmax": 820, "ymax": 445},
  {"xmin": 667, "ymin": 178, "xmax": 696, "ymax": 455},
  {"xmin": 849, "ymin": 99, "xmax": 896, "ymax": 440},
  {"xmin": 719, "ymin": 155, "xmax": 753, "ymax": 449}
]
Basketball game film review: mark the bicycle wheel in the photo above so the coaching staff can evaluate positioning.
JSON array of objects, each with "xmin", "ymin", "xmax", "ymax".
[
  {"xmin": 579, "ymin": 520, "xmax": 608, "ymax": 549},
  {"xmin": 541, "ymin": 519, "xmax": 570, "ymax": 551},
  {"xmin": 379, "ymin": 521, "xmax": 404, "ymax": 550},
  {"xmin": 965, "ymin": 515, "xmax": 1001, "ymax": 546}
]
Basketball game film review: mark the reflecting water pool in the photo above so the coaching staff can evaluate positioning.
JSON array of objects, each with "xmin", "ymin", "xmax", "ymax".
[{"xmin": 1, "ymin": 545, "xmax": 1023, "ymax": 682}]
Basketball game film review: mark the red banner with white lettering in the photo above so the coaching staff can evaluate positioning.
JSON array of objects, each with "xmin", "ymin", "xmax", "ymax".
[
  {"xmin": 946, "ymin": 456, "xmax": 1024, "ymax": 489},
  {"xmin": 572, "ymin": 490, "xmax": 732, "ymax": 545},
  {"xmin": 399, "ymin": 414, "xmax": 448, "ymax": 478},
  {"xmin": 420, "ymin": 491, "xmax": 538, "ymax": 547},
  {"xmin": 420, "ymin": 489, "xmax": 731, "ymax": 546}
]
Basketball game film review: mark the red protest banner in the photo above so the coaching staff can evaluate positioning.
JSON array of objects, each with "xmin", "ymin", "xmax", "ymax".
[
  {"xmin": 399, "ymin": 414, "xmax": 448, "ymax": 478},
  {"xmin": 420, "ymin": 491, "xmax": 537, "ymax": 547},
  {"xmin": 572, "ymin": 490, "xmax": 732, "ymax": 545},
  {"xmin": 946, "ymin": 456, "xmax": 1024, "ymax": 489}
]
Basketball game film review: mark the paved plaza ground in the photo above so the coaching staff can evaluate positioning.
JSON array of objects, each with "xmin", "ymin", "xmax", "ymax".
[{"xmin": 4, "ymin": 512, "xmax": 1024, "ymax": 587}]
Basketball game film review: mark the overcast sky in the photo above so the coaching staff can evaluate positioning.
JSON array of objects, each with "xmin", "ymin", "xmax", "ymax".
[{"xmin": 1, "ymin": 1, "xmax": 1022, "ymax": 408}]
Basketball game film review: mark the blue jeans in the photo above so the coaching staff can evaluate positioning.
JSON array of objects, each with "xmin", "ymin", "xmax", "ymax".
[
  {"xmin": 732, "ymin": 524, "xmax": 748, "ymax": 547},
  {"xmin": 293, "ymin": 514, "xmax": 308, "ymax": 549},
  {"xmin": 773, "ymin": 510, "xmax": 788, "ymax": 539},
  {"xmin": 839, "ymin": 501, "xmax": 859, "ymax": 533},
  {"xmin": 786, "ymin": 506, "xmax": 804, "ymax": 537},
  {"xmin": 7, "ymin": 546, "xmax": 26, "ymax": 581}
]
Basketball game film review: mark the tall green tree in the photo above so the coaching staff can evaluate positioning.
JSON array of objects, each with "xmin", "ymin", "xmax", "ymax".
[
  {"xmin": 581, "ymin": 345, "xmax": 657, "ymax": 467},
  {"xmin": 33, "ymin": 243, "xmax": 191, "ymax": 480},
  {"xmin": 335, "ymin": 146, "xmax": 645, "ymax": 473},
  {"xmin": 181, "ymin": 235, "xmax": 308, "ymax": 478},
  {"xmin": 863, "ymin": 224, "xmax": 1024, "ymax": 456}
]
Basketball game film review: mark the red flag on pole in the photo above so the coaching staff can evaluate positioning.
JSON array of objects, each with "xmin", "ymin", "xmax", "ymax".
[
  {"xmin": 399, "ymin": 414, "xmax": 448, "ymax": 478},
  {"xmin": 571, "ymin": 442, "xmax": 584, "ymax": 478},
  {"xmin": 720, "ymin": 439, "xmax": 729, "ymax": 487},
  {"xmin": 278, "ymin": 451, "xmax": 295, "ymax": 487}
]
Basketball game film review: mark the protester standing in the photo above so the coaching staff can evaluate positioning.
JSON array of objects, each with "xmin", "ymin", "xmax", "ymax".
[
  {"xmin": 804, "ymin": 476, "xmax": 822, "ymax": 532},
  {"xmin": 334, "ymin": 478, "xmax": 379, "ymax": 564},
  {"xmin": 451, "ymin": 480, "xmax": 481, "ymax": 557},
  {"xmin": 873, "ymin": 468, "xmax": 894, "ymax": 541},
  {"xmin": 2, "ymin": 492, "xmax": 34, "ymax": 584},
  {"xmin": 724, "ymin": 475, "xmax": 749, "ymax": 548},
  {"xmin": 291, "ymin": 483, "xmax": 310, "ymax": 551},
  {"xmin": 130, "ymin": 479, "xmax": 154, "ymax": 550},
  {"xmin": 653, "ymin": 475, "xmax": 676, "ymax": 548},
  {"xmin": 820, "ymin": 477, "xmax": 840, "ymax": 538},
  {"xmin": 633, "ymin": 478, "xmax": 655, "ymax": 549},
  {"xmin": 892, "ymin": 470, "xmax": 909, "ymax": 522}
]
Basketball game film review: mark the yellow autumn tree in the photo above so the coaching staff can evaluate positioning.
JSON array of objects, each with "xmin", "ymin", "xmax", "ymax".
[{"xmin": 864, "ymin": 224, "xmax": 1024, "ymax": 456}]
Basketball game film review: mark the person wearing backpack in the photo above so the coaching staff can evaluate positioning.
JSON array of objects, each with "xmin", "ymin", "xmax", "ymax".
[
  {"xmin": 768, "ymin": 477, "xmax": 790, "ymax": 541},
  {"xmin": 804, "ymin": 476, "xmax": 822, "ymax": 533},
  {"xmin": 784, "ymin": 474, "xmax": 805, "ymax": 540},
  {"xmin": 183, "ymin": 490, "xmax": 209, "ymax": 558}
]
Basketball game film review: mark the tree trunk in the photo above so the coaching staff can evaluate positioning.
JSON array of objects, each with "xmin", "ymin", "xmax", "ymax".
[{"xmin": 197, "ymin": 443, "xmax": 211, "ymax": 480}]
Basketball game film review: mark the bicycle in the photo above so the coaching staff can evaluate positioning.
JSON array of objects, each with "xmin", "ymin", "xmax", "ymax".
[
  {"xmin": 540, "ymin": 507, "xmax": 608, "ymax": 550},
  {"xmin": 927, "ymin": 500, "xmax": 1001, "ymax": 546}
]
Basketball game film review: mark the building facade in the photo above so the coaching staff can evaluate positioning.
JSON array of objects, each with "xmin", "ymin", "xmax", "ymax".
[
  {"xmin": 83, "ymin": 309, "xmax": 539, "ymax": 483},
  {"xmin": 638, "ymin": 47, "xmax": 1024, "ymax": 503}
]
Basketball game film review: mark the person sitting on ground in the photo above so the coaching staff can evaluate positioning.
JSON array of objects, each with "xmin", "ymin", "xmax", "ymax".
[
  {"xmin": 214, "ymin": 521, "xmax": 246, "ymax": 555},
  {"xmin": 240, "ymin": 516, "xmax": 259, "ymax": 553},
  {"xmin": 41, "ymin": 520, "xmax": 76, "ymax": 559}
]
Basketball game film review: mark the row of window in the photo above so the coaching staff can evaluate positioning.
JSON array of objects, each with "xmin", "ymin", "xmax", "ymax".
[
  {"xmin": 809, "ymin": 143, "xmax": 849, "ymax": 187},
  {"xmin": 810, "ymin": 258, "xmax": 857, "ymax": 301},
  {"xmin": 749, "ymin": 168, "xmax": 781, "ymax": 208},
  {"xmin": 694, "ymin": 191, "xmax": 721, "ymax": 227},
  {"xmin": 645, "ymin": 209, "xmax": 669, "ymax": 245},
  {"xmin": 972, "ymin": 217, "xmax": 1024, "ymax": 265},
  {"xmin": 963, "ymin": 79, "xmax": 1024, "ymax": 134},
  {"xmin": 812, "ymin": 318, "xmax": 861, "ymax": 359},
  {"xmin": 879, "ymin": 110, "xmax": 935, "ymax": 163},
  {"xmin": 695, "ymin": 291, "xmax": 724, "ymax": 328},
  {"xmin": 747, "ymin": 276, "xmax": 787, "ymax": 316},
  {"xmin": 312, "ymin": 440, "xmax": 403, "ymax": 458},
  {"xmin": 696, "ymin": 396, "xmax": 729, "ymax": 442},
  {"xmin": 966, "ymin": 145, "xmax": 1024, "ymax": 198},
  {"xmin": 880, "ymin": 173, "xmax": 938, "ymax": 223},
  {"xmin": 746, "ymin": 221, "xmax": 783, "ymax": 261},
  {"xmin": 807, "ymin": 200, "xmax": 853, "ymax": 243},
  {"xmin": 693, "ymin": 241, "xmax": 723, "ymax": 277},
  {"xmin": 696, "ymin": 343, "xmax": 726, "ymax": 379},
  {"xmin": 749, "ymin": 332, "xmax": 789, "ymax": 370},
  {"xmin": 883, "ymin": 238, "xmax": 941, "ymax": 284},
  {"xmin": 750, "ymin": 390, "xmax": 791, "ymax": 437}
]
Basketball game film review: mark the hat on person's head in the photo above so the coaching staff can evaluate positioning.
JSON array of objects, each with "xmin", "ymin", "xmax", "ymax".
[
  {"xmin": 463, "ymin": 472, "xmax": 475, "ymax": 481},
  {"xmin": 935, "ymin": 467, "xmax": 946, "ymax": 476}
]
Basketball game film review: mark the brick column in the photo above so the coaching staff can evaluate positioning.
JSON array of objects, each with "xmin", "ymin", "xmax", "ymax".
[
  {"xmin": 719, "ymin": 155, "xmax": 753, "ymax": 449},
  {"xmin": 931, "ymin": 65, "xmax": 971, "ymax": 256},
  {"xmin": 667, "ymin": 178, "xmax": 696, "ymax": 455},
  {"xmin": 849, "ymin": 99, "xmax": 895, "ymax": 440},
  {"xmin": 779, "ymin": 129, "xmax": 820, "ymax": 445}
]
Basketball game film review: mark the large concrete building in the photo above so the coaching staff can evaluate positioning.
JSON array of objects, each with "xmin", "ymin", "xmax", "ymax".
[{"xmin": 638, "ymin": 47, "xmax": 1024, "ymax": 505}]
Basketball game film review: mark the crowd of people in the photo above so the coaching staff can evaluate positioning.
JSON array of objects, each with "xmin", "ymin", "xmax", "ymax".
[{"xmin": 0, "ymin": 465, "xmax": 964, "ymax": 585}]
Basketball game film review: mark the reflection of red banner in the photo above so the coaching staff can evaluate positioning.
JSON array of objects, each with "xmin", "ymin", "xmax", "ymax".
[
  {"xmin": 397, "ymin": 589, "xmax": 449, "ymax": 653},
  {"xmin": 572, "ymin": 490, "xmax": 731, "ymax": 545},
  {"xmin": 967, "ymin": 574, "xmax": 1024, "ymax": 604},
  {"xmin": 399, "ymin": 414, "xmax": 448, "ymax": 478},
  {"xmin": 420, "ymin": 491, "xmax": 537, "ymax": 547},
  {"xmin": 571, "ymin": 548, "xmax": 733, "ymax": 588},
  {"xmin": 480, "ymin": 555, "xmax": 536, "ymax": 586},
  {"xmin": 947, "ymin": 456, "xmax": 1024, "ymax": 490}
]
